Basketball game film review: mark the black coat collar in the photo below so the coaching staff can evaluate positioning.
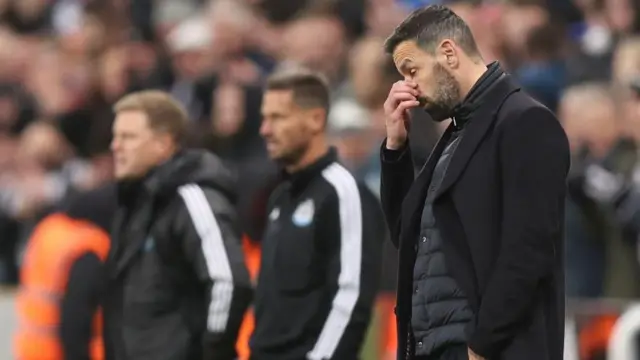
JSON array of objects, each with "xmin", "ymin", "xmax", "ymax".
[
  {"xmin": 451, "ymin": 61, "xmax": 505, "ymax": 129},
  {"xmin": 436, "ymin": 74, "xmax": 519, "ymax": 198},
  {"xmin": 402, "ymin": 74, "xmax": 521, "ymax": 226}
]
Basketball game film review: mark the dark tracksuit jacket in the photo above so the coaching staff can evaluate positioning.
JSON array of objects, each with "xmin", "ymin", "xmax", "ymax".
[
  {"xmin": 250, "ymin": 149, "xmax": 386, "ymax": 360},
  {"xmin": 103, "ymin": 150, "xmax": 252, "ymax": 360}
]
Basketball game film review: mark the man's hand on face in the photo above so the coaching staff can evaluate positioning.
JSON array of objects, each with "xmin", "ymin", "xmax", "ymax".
[{"xmin": 383, "ymin": 80, "xmax": 420, "ymax": 150}]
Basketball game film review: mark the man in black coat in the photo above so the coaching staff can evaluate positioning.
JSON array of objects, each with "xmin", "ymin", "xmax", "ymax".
[{"xmin": 380, "ymin": 5, "xmax": 570, "ymax": 360}]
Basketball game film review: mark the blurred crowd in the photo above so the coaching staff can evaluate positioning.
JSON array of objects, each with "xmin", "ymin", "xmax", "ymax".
[{"xmin": 0, "ymin": 0, "xmax": 640, "ymax": 311}]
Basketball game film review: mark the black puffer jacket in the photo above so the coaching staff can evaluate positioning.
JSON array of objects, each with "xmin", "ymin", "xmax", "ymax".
[{"xmin": 411, "ymin": 129, "xmax": 473, "ymax": 357}]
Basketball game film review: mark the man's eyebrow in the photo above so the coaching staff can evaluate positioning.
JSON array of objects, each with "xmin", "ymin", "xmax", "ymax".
[{"xmin": 398, "ymin": 59, "xmax": 412, "ymax": 72}]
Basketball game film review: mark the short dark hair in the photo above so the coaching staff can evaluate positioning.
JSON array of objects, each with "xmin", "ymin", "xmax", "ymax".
[
  {"xmin": 265, "ymin": 68, "xmax": 331, "ymax": 113},
  {"xmin": 384, "ymin": 5, "xmax": 480, "ymax": 57}
]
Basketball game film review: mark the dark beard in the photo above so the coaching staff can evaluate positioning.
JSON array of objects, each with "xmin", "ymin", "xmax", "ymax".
[
  {"xmin": 421, "ymin": 63, "xmax": 461, "ymax": 122},
  {"xmin": 274, "ymin": 143, "xmax": 309, "ymax": 170},
  {"xmin": 419, "ymin": 96, "xmax": 452, "ymax": 122}
]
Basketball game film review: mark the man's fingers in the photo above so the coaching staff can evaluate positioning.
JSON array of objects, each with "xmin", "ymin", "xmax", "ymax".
[
  {"xmin": 393, "ymin": 80, "xmax": 418, "ymax": 89},
  {"xmin": 403, "ymin": 109, "xmax": 412, "ymax": 133},
  {"xmin": 385, "ymin": 81, "xmax": 419, "ymax": 112},
  {"xmin": 389, "ymin": 100, "xmax": 419, "ymax": 123},
  {"xmin": 392, "ymin": 92, "xmax": 416, "ymax": 103},
  {"xmin": 395, "ymin": 99, "xmax": 420, "ymax": 116},
  {"xmin": 385, "ymin": 92, "xmax": 414, "ymax": 112},
  {"xmin": 385, "ymin": 92, "xmax": 415, "ymax": 112},
  {"xmin": 391, "ymin": 83, "xmax": 419, "ymax": 97}
]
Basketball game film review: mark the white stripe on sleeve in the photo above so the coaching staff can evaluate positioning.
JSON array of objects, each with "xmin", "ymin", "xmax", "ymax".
[
  {"xmin": 178, "ymin": 184, "xmax": 234, "ymax": 333},
  {"xmin": 307, "ymin": 163, "xmax": 363, "ymax": 360}
]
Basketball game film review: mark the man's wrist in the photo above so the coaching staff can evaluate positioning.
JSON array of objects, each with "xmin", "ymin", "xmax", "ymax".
[
  {"xmin": 385, "ymin": 138, "xmax": 407, "ymax": 150},
  {"xmin": 381, "ymin": 138, "xmax": 410, "ymax": 164}
]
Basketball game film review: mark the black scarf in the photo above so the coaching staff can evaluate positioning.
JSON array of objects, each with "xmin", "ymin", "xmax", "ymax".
[{"xmin": 450, "ymin": 61, "xmax": 505, "ymax": 128}]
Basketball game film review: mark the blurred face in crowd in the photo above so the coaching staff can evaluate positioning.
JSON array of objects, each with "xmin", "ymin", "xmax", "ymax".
[
  {"xmin": 392, "ymin": 40, "xmax": 462, "ymax": 122},
  {"xmin": 627, "ymin": 91, "xmax": 640, "ymax": 142},
  {"xmin": 501, "ymin": 4, "xmax": 547, "ymax": 55},
  {"xmin": 260, "ymin": 90, "xmax": 324, "ymax": 167},
  {"xmin": 0, "ymin": 94, "xmax": 19, "ymax": 131},
  {"xmin": 18, "ymin": 122, "xmax": 68, "ymax": 169},
  {"xmin": 14, "ymin": 0, "xmax": 48, "ymax": 21},
  {"xmin": 172, "ymin": 49, "xmax": 212, "ymax": 80},
  {"xmin": 99, "ymin": 47, "xmax": 128, "ymax": 101},
  {"xmin": 281, "ymin": 17, "xmax": 346, "ymax": 82},
  {"xmin": 209, "ymin": 0, "xmax": 251, "ymax": 57},
  {"xmin": 607, "ymin": 0, "xmax": 634, "ymax": 32},
  {"xmin": 111, "ymin": 110, "xmax": 174, "ymax": 180},
  {"xmin": 578, "ymin": 101, "xmax": 619, "ymax": 158},
  {"xmin": 349, "ymin": 37, "xmax": 386, "ymax": 108},
  {"xmin": 331, "ymin": 130, "xmax": 372, "ymax": 171},
  {"xmin": 126, "ymin": 41, "xmax": 158, "ymax": 76},
  {"xmin": 613, "ymin": 39, "xmax": 640, "ymax": 85},
  {"xmin": 559, "ymin": 88, "xmax": 619, "ymax": 157}
]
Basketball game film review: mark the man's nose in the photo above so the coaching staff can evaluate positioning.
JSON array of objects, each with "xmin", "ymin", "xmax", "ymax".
[
  {"xmin": 259, "ymin": 121, "xmax": 271, "ymax": 137},
  {"xmin": 110, "ymin": 139, "xmax": 120, "ymax": 152}
]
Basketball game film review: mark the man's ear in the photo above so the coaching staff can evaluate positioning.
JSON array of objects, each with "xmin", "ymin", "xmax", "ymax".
[
  {"xmin": 308, "ymin": 108, "xmax": 327, "ymax": 132},
  {"xmin": 438, "ymin": 39, "xmax": 459, "ymax": 69},
  {"xmin": 156, "ymin": 131, "xmax": 176, "ymax": 155}
]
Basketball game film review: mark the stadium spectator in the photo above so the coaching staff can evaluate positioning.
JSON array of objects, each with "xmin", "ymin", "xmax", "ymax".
[{"xmin": 15, "ymin": 182, "xmax": 115, "ymax": 360}]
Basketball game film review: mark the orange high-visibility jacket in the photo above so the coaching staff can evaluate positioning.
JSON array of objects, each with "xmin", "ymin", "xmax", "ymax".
[
  {"xmin": 236, "ymin": 234, "xmax": 261, "ymax": 360},
  {"xmin": 375, "ymin": 294, "xmax": 397, "ymax": 360},
  {"xmin": 579, "ymin": 314, "xmax": 618, "ymax": 360},
  {"xmin": 384, "ymin": 306, "xmax": 398, "ymax": 358},
  {"xmin": 15, "ymin": 213, "xmax": 110, "ymax": 360}
]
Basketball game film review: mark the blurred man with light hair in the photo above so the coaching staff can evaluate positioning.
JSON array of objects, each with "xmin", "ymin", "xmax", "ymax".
[{"xmin": 104, "ymin": 90, "xmax": 252, "ymax": 360}]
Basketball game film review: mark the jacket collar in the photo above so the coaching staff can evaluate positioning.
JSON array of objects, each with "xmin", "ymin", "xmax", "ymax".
[
  {"xmin": 450, "ymin": 61, "xmax": 505, "ymax": 129},
  {"xmin": 115, "ymin": 149, "xmax": 237, "ymax": 206},
  {"xmin": 436, "ymin": 74, "xmax": 520, "ymax": 198},
  {"xmin": 402, "ymin": 74, "xmax": 521, "ymax": 225},
  {"xmin": 282, "ymin": 147, "xmax": 338, "ymax": 195}
]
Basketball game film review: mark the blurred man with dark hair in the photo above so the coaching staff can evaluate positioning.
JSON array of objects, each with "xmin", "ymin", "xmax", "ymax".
[
  {"xmin": 381, "ymin": 5, "xmax": 569, "ymax": 360},
  {"xmin": 515, "ymin": 20, "xmax": 567, "ymax": 112},
  {"xmin": 249, "ymin": 68, "xmax": 385, "ymax": 360}
]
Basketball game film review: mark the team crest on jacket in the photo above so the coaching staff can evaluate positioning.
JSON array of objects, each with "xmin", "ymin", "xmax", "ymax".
[
  {"xmin": 292, "ymin": 199, "xmax": 314, "ymax": 227},
  {"xmin": 144, "ymin": 236, "xmax": 155, "ymax": 252},
  {"xmin": 269, "ymin": 207, "xmax": 280, "ymax": 221}
]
